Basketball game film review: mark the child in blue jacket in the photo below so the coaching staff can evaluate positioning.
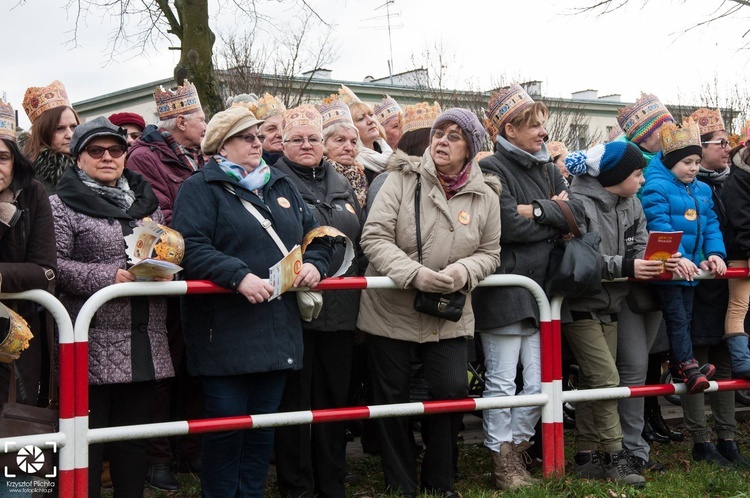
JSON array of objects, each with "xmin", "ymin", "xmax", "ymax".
[{"xmin": 641, "ymin": 119, "xmax": 727, "ymax": 394}]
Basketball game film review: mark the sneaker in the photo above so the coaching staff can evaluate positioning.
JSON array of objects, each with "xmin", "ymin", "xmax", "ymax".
[
  {"xmin": 628, "ymin": 452, "xmax": 665, "ymax": 473},
  {"xmin": 572, "ymin": 451, "xmax": 605, "ymax": 479},
  {"xmin": 674, "ymin": 359, "xmax": 710, "ymax": 394},
  {"xmin": 602, "ymin": 449, "xmax": 645, "ymax": 487}
]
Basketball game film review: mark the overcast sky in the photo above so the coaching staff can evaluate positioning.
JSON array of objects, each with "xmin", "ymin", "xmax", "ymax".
[{"xmin": 4, "ymin": 0, "xmax": 750, "ymax": 128}]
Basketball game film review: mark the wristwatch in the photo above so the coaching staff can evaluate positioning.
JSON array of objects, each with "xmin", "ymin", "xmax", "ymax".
[{"xmin": 533, "ymin": 203, "xmax": 543, "ymax": 219}]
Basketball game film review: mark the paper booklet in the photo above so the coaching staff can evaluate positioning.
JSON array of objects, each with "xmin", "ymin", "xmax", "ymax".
[
  {"xmin": 268, "ymin": 245, "xmax": 303, "ymax": 300},
  {"xmin": 124, "ymin": 220, "xmax": 185, "ymax": 280},
  {"xmin": 643, "ymin": 231, "xmax": 683, "ymax": 275}
]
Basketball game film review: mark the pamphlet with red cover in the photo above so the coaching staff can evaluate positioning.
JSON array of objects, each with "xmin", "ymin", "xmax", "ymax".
[{"xmin": 644, "ymin": 231, "xmax": 683, "ymax": 274}]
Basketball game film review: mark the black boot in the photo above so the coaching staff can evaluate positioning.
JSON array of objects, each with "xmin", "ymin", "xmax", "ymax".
[
  {"xmin": 717, "ymin": 439, "xmax": 750, "ymax": 468},
  {"xmin": 641, "ymin": 419, "xmax": 670, "ymax": 444},
  {"xmin": 647, "ymin": 406, "xmax": 684, "ymax": 442},
  {"xmin": 692, "ymin": 442, "xmax": 732, "ymax": 467},
  {"xmin": 145, "ymin": 463, "xmax": 180, "ymax": 491}
]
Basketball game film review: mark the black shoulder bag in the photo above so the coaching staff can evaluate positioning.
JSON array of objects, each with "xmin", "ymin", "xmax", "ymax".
[{"xmin": 412, "ymin": 175, "xmax": 467, "ymax": 322}]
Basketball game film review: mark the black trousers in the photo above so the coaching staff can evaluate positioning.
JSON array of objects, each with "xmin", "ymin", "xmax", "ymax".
[
  {"xmin": 88, "ymin": 381, "xmax": 156, "ymax": 498},
  {"xmin": 275, "ymin": 330, "xmax": 354, "ymax": 498},
  {"xmin": 366, "ymin": 334, "xmax": 468, "ymax": 495}
]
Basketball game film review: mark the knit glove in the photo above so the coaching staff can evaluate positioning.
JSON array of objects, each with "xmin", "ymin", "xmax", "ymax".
[
  {"xmin": 440, "ymin": 263, "xmax": 468, "ymax": 293},
  {"xmin": 411, "ymin": 267, "xmax": 454, "ymax": 294},
  {"xmin": 0, "ymin": 202, "xmax": 19, "ymax": 228}
]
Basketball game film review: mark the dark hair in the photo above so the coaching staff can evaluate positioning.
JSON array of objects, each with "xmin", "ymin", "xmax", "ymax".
[
  {"xmin": 22, "ymin": 106, "xmax": 80, "ymax": 161},
  {"xmin": 397, "ymin": 128, "xmax": 431, "ymax": 156},
  {"xmin": 700, "ymin": 131, "xmax": 719, "ymax": 145},
  {"xmin": 2, "ymin": 139, "xmax": 35, "ymax": 191}
]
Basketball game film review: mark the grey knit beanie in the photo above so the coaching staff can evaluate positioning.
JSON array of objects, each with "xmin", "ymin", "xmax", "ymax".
[{"xmin": 431, "ymin": 108, "xmax": 486, "ymax": 159}]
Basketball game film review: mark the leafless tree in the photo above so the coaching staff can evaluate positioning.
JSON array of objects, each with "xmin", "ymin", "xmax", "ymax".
[{"xmin": 543, "ymin": 100, "xmax": 604, "ymax": 151}]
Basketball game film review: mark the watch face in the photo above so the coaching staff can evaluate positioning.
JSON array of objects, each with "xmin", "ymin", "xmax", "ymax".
[{"xmin": 534, "ymin": 207, "xmax": 542, "ymax": 217}]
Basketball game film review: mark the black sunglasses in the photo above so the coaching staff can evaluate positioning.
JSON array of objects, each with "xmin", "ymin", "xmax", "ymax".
[{"xmin": 83, "ymin": 145, "xmax": 127, "ymax": 159}]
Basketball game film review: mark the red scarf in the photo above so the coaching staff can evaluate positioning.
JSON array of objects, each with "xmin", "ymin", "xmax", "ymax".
[{"xmin": 436, "ymin": 162, "xmax": 471, "ymax": 199}]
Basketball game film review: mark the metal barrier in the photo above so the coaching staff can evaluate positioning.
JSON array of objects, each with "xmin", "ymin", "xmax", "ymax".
[
  {"xmin": 0, "ymin": 290, "xmax": 75, "ymax": 498},
  {"xmin": 71, "ymin": 274, "xmax": 554, "ymax": 495}
]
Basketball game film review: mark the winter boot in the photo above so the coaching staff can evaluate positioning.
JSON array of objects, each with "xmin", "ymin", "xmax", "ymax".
[
  {"xmin": 512, "ymin": 441, "xmax": 541, "ymax": 484},
  {"xmin": 572, "ymin": 451, "xmax": 604, "ymax": 479},
  {"xmin": 717, "ymin": 439, "xmax": 750, "ymax": 468},
  {"xmin": 674, "ymin": 359, "xmax": 710, "ymax": 394},
  {"xmin": 724, "ymin": 334, "xmax": 750, "ymax": 379},
  {"xmin": 602, "ymin": 449, "xmax": 645, "ymax": 487},
  {"xmin": 646, "ymin": 405, "xmax": 684, "ymax": 442},
  {"xmin": 692, "ymin": 442, "xmax": 732, "ymax": 467},
  {"xmin": 490, "ymin": 442, "xmax": 534, "ymax": 490}
]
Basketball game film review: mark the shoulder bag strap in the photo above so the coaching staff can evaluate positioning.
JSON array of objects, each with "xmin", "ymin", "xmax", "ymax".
[
  {"xmin": 224, "ymin": 183, "xmax": 289, "ymax": 257},
  {"xmin": 414, "ymin": 175, "xmax": 423, "ymax": 264},
  {"xmin": 553, "ymin": 199, "xmax": 581, "ymax": 238}
]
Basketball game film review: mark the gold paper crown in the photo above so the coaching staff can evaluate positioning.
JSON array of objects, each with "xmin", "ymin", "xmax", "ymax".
[
  {"xmin": 250, "ymin": 93, "xmax": 286, "ymax": 120},
  {"xmin": 547, "ymin": 141, "xmax": 568, "ymax": 159},
  {"xmin": 474, "ymin": 151, "xmax": 493, "ymax": 163},
  {"xmin": 338, "ymin": 85, "xmax": 362, "ymax": 107},
  {"xmin": 485, "ymin": 82, "xmax": 534, "ymax": 133},
  {"xmin": 0, "ymin": 303, "xmax": 32, "ymax": 363},
  {"xmin": 22, "ymin": 80, "xmax": 71, "ymax": 124},
  {"xmin": 0, "ymin": 100, "xmax": 16, "ymax": 142},
  {"xmin": 373, "ymin": 95, "xmax": 402, "ymax": 125},
  {"xmin": 282, "ymin": 104, "xmax": 323, "ymax": 136},
  {"xmin": 154, "ymin": 80, "xmax": 202, "ymax": 120},
  {"xmin": 153, "ymin": 225, "xmax": 185, "ymax": 265},
  {"xmin": 316, "ymin": 95, "xmax": 353, "ymax": 129},
  {"xmin": 689, "ymin": 108, "xmax": 725, "ymax": 136},
  {"xmin": 660, "ymin": 118, "xmax": 701, "ymax": 155},
  {"xmin": 400, "ymin": 101, "xmax": 442, "ymax": 135}
]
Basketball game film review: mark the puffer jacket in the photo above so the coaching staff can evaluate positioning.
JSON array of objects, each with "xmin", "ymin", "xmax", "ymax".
[
  {"xmin": 51, "ymin": 167, "xmax": 174, "ymax": 385},
  {"xmin": 642, "ymin": 152, "xmax": 726, "ymax": 286},
  {"xmin": 126, "ymin": 125, "xmax": 198, "ymax": 226},
  {"xmin": 274, "ymin": 157, "xmax": 365, "ymax": 333},
  {"xmin": 357, "ymin": 150, "xmax": 501, "ymax": 342},
  {"xmin": 567, "ymin": 174, "xmax": 648, "ymax": 316}
]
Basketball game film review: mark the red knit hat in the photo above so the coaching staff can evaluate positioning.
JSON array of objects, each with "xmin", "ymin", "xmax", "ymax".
[{"xmin": 108, "ymin": 112, "xmax": 146, "ymax": 131}]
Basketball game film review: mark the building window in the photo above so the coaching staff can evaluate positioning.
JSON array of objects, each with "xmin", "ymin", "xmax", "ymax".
[{"xmin": 570, "ymin": 124, "xmax": 588, "ymax": 150}]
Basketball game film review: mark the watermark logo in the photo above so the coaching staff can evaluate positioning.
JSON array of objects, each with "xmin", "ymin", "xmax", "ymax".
[{"xmin": 3, "ymin": 442, "xmax": 57, "ymax": 479}]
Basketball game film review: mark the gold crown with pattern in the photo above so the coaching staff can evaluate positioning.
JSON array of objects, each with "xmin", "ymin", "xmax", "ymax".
[
  {"xmin": 660, "ymin": 118, "xmax": 701, "ymax": 155},
  {"xmin": 373, "ymin": 95, "xmax": 402, "ymax": 125},
  {"xmin": 689, "ymin": 108, "xmax": 725, "ymax": 135},
  {"xmin": 0, "ymin": 303, "xmax": 32, "ymax": 363},
  {"xmin": 154, "ymin": 80, "xmax": 202, "ymax": 120},
  {"xmin": 0, "ymin": 101, "xmax": 16, "ymax": 142},
  {"xmin": 282, "ymin": 104, "xmax": 323, "ymax": 136},
  {"xmin": 316, "ymin": 95, "xmax": 353, "ymax": 129},
  {"xmin": 338, "ymin": 85, "xmax": 362, "ymax": 107},
  {"xmin": 250, "ymin": 93, "xmax": 286, "ymax": 120},
  {"xmin": 22, "ymin": 80, "xmax": 71, "ymax": 124},
  {"xmin": 400, "ymin": 101, "xmax": 442, "ymax": 135},
  {"xmin": 485, "ymin": 82, "xmax": 534, "ymax": 133},
  {"xmin": 547, "ymin": 141, "xmax": 568, "ymax": 159}
]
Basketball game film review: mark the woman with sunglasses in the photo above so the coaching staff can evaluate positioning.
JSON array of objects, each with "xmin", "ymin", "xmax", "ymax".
[
  {"xmin": 272, "ymin": 104, "xmax": 364, "ymax": 498},
  {"xmin": 172, "ymin": 106, "xmax": 330, "ymax": 497},
  {"xmin": 50, "ymin": 117, "xmax": 174, "ymax": 498}
]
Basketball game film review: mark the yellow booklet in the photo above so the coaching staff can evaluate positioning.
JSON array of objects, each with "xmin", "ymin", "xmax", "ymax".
[{"xmin": 268, "ymin": 245, "xmax": 303, "ymax": 300}]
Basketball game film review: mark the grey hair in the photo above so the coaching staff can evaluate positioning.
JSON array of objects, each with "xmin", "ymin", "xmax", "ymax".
[
  {"xmin": 225, "ymin": 93, "xmax": 259, "ymax": 109},
  {"xmin": 322, "ymin": 123, "xmax": 361, "ymax": 155},
  {"xmin": 158, "ymin": 110, "xmax": 200, "ymax": 132}
]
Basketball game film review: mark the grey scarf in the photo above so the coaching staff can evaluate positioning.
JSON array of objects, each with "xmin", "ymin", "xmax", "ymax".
[{"xmin": 75, "ymin": 168, "xmax": 136, "ymax": 211}]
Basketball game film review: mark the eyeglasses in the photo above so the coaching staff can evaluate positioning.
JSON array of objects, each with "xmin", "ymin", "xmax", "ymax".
[
  {"xmin": 83, "ymin": 145, "xmax": 127, "ymax": 159},
  {"xmin": 433, "ymin": 129, "xmax": 465, "ymax": 143},
  {"xmin": 284, "ymin": 137, "xmax": 323, "ymax": 147},
  {"xmin": 235, "ymin": 133, "xmax": 265, "ymax": 144},
  {"xmin": 702, "ymin": 139, "xmax": 729, "ymax": 149}
]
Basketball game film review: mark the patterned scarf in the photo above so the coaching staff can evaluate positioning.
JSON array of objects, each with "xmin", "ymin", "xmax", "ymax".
[
  {"xmin": 215, "ymin": 155, "xmax": 271, "ymax": 196},
  {"xmin": 435, "ymin": 161, "xmax": 472, "ymax": 200},
  {"xmin": 326, "ymin": 156, "xmax": 368, "ymax": 208},
  {"xmin": 697, "ymin": 166, "xmax": 729, "ymax": 186},
  {"xmin": 75, "ymin": 168, "xmax": 136, "ymax": 211},
  {"xmin": 161, "ymin": 131, "xmax": 204, "ymax": 171}
]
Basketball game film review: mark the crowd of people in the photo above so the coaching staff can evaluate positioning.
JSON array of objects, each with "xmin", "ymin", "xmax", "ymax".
[{"xmin": 1, "ymin": 76, "xmax": 750, "ymax": 498}]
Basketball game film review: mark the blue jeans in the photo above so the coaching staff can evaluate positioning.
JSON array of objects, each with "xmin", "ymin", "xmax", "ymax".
[
  {"xmin": 654, "ymin": 285, "xmax": 695, "ymax": 365},
  {"xmin": 200, "ymin": 371, "xmax": 287, "ymax": 498}
]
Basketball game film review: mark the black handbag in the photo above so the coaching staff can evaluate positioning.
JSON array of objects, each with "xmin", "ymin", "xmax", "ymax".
[
  {"xmin": 411, "ymin": 175, "xmax": 466, "ymax": 322},
  {"xmin": 543, "ymin": 200, "xmax": 604, "ymax": 299}
]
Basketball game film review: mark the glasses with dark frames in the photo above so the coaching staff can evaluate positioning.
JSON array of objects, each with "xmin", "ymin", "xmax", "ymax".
[
  {"xmin": 83, "ymin": 145, "xmax": 127, "ymax": 159},
  {"xmin": 702, "ymin": 139, "xmax": 729, "ymax": 149}
]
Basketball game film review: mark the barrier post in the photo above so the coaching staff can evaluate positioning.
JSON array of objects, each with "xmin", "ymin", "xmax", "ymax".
[
  {"xmin": 0, "ymin": 290, "xmax": 75, "ymax": 498},
  {"xmin": 549, "ymin": 296, "xmax": 565, "ymax": 476}
]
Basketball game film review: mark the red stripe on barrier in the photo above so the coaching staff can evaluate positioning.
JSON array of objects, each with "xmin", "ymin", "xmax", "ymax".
[
  {"xmin": 714, "ymin": 379, "xmax": 750, "ymax": 391},
  {"xmin": 542, "ymin": 422, "xmax": 555, "ymax": 477},
  {"xmin": 422, "ymin": 399, "xmax": 478, "ymax": 414},
  {"xmin": 74, "ymin": 342, "xmax": 89, "ymax": 417},
  {"xmin": 629, "ymin": 384, "xmax": 676, "ymax": 397},
  {"xmin": 540, "ymin": 320, "xmax": 553, "ymax": 383},
  {"xmin": 58, "ymin": 342, "xmax": 75, "ymax": 419},
  {"xmin": 553, "ymin": 422, "xmax": 565, "ymax": 476},
  {"xmin": 185, "ymin": 280, "xmax": 232, "ymax": 294},
  {"xmin": 74, "ymin": 468, "xmax": 87, "ymax": 498},
  {"xmin": 188, "ymin": 415, "xmax": 254, "ymax": 433},
  {"xmin": 552, "ymin": 318, "xmax": 562, "ymax": 383},
  {"xmin": 314, "ymin": 276, "xmax": 369, "ymax": 290},
  {"xmin": 58, "ymin": 469, "xmax": 74, "ymax": 498},
  {"xmin": 312, "ymin": 406, "xmax": 371, "ymax": 423}
]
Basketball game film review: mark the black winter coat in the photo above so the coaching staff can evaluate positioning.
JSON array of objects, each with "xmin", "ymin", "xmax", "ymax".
[
  {"xmin": 172, "ymin": 159, "xmax": 331, "ymax": 376},
  {"xmin": 274, "ymin": 157, "xmax": 365, "ymax": 332}
]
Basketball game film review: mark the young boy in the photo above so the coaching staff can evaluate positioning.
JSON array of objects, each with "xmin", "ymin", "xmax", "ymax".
[
  {"xmin": 641, "ymin": 119, "xmax": 727, "ymax": 394},
  {"xmin": 563, "ymin": 141, "xmax": 665, "ymax": 485}
]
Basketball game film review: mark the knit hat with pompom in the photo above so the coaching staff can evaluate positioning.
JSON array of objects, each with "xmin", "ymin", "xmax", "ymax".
[{"xmin": 565, "ymin": 141, "xmax": 645, "ymax": 187}]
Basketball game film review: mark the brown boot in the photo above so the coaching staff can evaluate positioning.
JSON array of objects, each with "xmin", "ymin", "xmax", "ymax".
[
  {"xmin": 490, "ymin": 442, "xmax": 535, "ymax": 490},
  {"xmin": 512, "ymin": 441, "xmax": 542, "ymax": 484}
]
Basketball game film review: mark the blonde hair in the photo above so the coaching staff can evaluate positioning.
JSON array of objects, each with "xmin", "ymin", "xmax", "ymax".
[
  {"xmin": 350, "ymin": 102, "xmax": 386, "ymax": 140},
  {"xmin": 501, "ymin": 102, "xmax": 549, "ymax": 138}
]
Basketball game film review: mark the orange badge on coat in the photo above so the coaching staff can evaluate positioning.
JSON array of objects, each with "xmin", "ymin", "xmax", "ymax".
[
  {"xmin": 458, "ymin": 211, "xmax": 471, "ymax": 225},
  {"xmin": 277, "ymin": 197, "xmax": 291, "ymax": 208},
  {"xmin": 684, "ymin": 209, "xmax": 697, "ymax": 221}
]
